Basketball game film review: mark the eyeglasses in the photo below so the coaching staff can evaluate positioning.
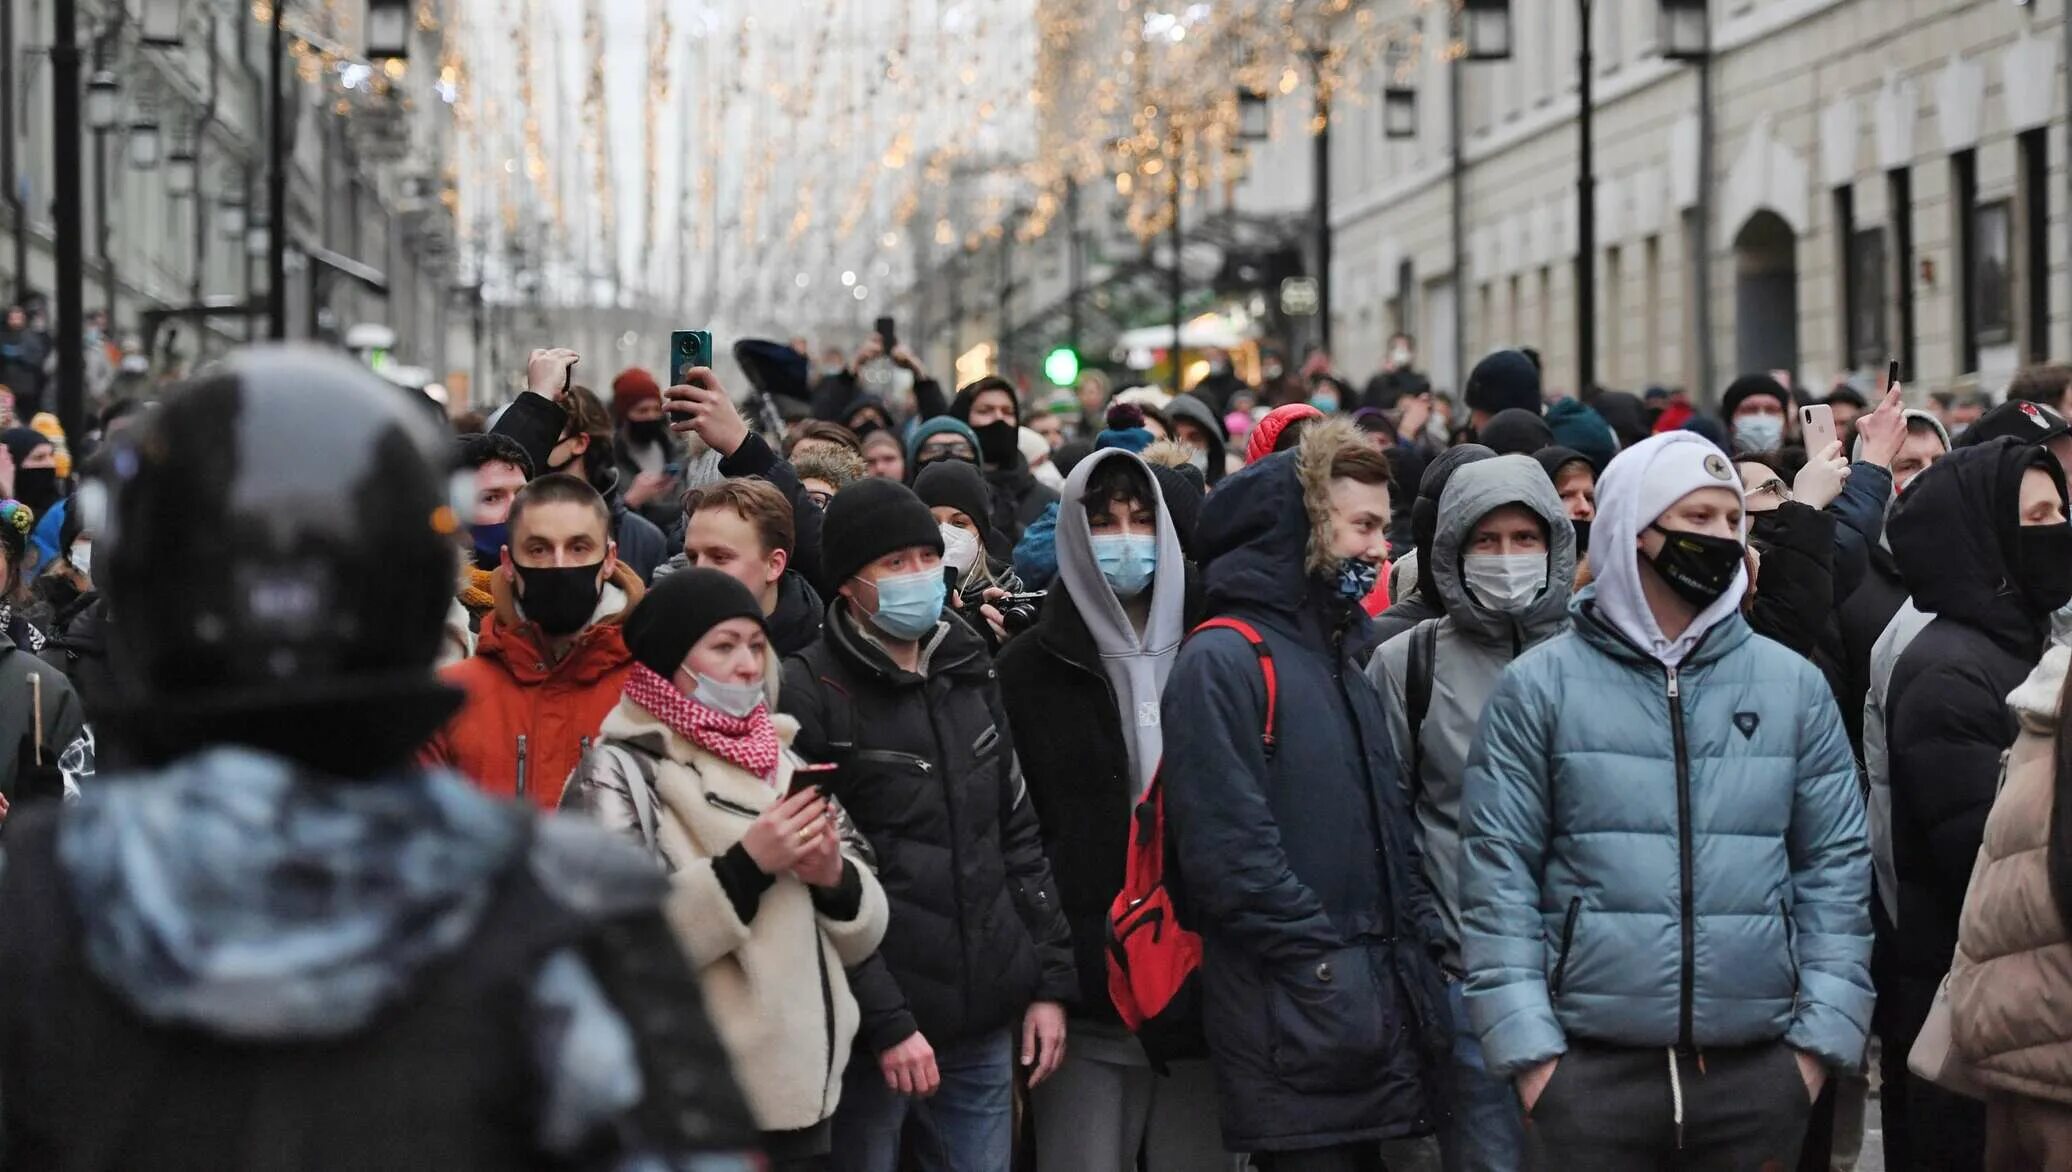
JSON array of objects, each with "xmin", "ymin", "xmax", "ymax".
[
  {"xmin": 1747, "ymin": 477, "xmax": 1792, "ymax": 504},
  {"xmin": 806, "ymin": 489, "xmax": 834, "ymax": 509},
  {"xmin": 919, "ymin": 441, "xmax": 975, "ymax": 461}
]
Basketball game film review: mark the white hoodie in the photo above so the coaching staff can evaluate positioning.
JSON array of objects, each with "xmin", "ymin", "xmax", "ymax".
[{"xmin": 1591, "ymin": 432, "xmax": 1749, "ymax": 667}]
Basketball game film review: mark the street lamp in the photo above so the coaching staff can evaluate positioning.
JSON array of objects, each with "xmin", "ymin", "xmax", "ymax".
[
  {"xmin": 1659, "ymin": 0, "xmax": 1709, "ymax": 62},
  {"xmin": 365, "ymin": 0, "xmax": 411, "ymax": 60},
  {"xmin": 127, "ymin": 119, "xmax": 161, "ymax": 170},
  {"xmin": 1383, "ymin": 87, "xmax": 1418, "ymax": 140},
  {"xmin": 1237, "ymin": 88, "xmax": 1270, "ymax": 142},
  {"xmin": 85, "ymin": 71, "xmax": 120, "ymax": 132},
  {"xmin": 140, "ymin": 0, "xmax": 184, "ymax": 48},
  {"xmin": 166, "ymin": 141, "xmax": 197, "ymax": 197},
  {"xmin": 1462, "ymin": 0, "xmax": 1515, "ymax": 61}
]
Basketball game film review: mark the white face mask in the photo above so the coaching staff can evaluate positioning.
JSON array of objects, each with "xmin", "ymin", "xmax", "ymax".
[
  {"xmin": 1461, "ymin": 552, "xmax": 1549, "ymax": 614},
  {"xmin": 1733, "ymin": 414, "xmax": 1785, "ymax": 454},
  {"xmin": 693, "ymin": 673, "xmax": 766, "ymax": 719},
  {"xmin": 69, "ymin": 541, "xmax": 89, "ymax": 579},
  {"xmin": 939, "ymin": 522, "xmax": 981, "ymax": 575}
]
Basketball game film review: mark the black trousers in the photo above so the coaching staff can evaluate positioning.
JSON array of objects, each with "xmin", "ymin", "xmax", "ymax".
[
  {"xmin": 1528, "ymin": 1041, "xmax": 1813, "ymax": 1171},
  {"xmin": 1250, "ymin": 1145, "xmax": 1390, "ymax": 1172}
]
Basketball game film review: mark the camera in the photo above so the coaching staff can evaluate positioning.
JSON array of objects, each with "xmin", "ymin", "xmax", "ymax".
[{"xmin": 960, "ymin": 591, "xmax": 1046, "ymax": 637}]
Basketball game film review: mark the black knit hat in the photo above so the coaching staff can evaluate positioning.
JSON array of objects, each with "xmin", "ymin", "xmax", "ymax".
[
  {"xmin": 1478, "ymin": 408, "xmax": 1555, "ymax": 456},
  {"xmin": 622, "ymin": 566, "xmax": 768, "ymax": 680},
  {"xmin": 1720, "ymin": 374, "xmax": 1792, "ymax": 420},
  {"xmin": 821, "ymin": 478, "xmax": 945, "ymax": 588},
  {"xmin": 913, "ymin": 458, "xmax": 1002, "ymax": 550},
  {"xmin": 1465, "ymin": 350, "xmax": 1542, "ymax": 417}
]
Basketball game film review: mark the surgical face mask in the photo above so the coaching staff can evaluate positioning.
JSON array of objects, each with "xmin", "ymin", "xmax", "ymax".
[
  {"xmin": 1310, "ymin": 391, "xmax": 1341, "ymax": 414},
  {"xmin": 1091, "ymin": 533, "xmax": 1158, "ymax": 598},
  {"xmin": 694, "ymin": 673, "xmax": 766, "ymax": 719},
  {"xmin": 1732, "ymin": 414, "xmax": 1785, "ymax": 454},
  {"xmin": 861, "ymin": 567, "xmax": 946, "ymax": 641},
  {"xmin": 940, "ymin": 523, "xmax": 982, "ymax": 576},
  {"xmin": 1390, "ymin": 346, "xmax": 1414, "ymax": 369},
  {"xmin": 1186, "ymin": 449, "xmax": 1209, "ymax": 475},
  {"xmin": 1645, "ymin": 525, "xmax": 1744, "ymax": 609},
  {"xmin": 68, "ymin": 540, "xmax": 90, "ymax": 579},
  {"xmin": 514, "ymin": 560, "xmax": 608, "ymax": 636},
  {"xmin": 1462, "ymin": 552, "xmax": 1549, "ymax": 614}
]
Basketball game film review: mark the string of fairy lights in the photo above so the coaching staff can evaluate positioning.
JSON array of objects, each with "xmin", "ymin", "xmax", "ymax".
[{"xmin": 422, "ymin": 0, "xmax": 1470, "ymax": 327}]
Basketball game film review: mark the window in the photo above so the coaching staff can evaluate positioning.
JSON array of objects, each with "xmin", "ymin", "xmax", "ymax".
[
  {"xmin": 2020, "ymin": 128, "xmax": 2050, "ymax": 363},
  {"xmin": 1974, "ymin": 199, "xmax": 2014, "ymax": 348},
  {"xmin": 1849, "ymin": 228, "xmax": 1888, "ymax": 367},
  {"xmin": 1889, "ymin": 167, "xmax": 1915, "ymax": 378}
]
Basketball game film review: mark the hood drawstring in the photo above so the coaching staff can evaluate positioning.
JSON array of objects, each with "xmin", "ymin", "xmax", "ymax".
[{"xmin": 1668, "ymin": 1047, "xmax": 1685, "ymax": 1150}]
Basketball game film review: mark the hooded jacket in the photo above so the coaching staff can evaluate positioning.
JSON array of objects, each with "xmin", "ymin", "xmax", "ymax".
[
  {"xmin": 1368, "ymin": 455, "xmax": 1576, "ymax": 973},
  {"xmin": 1949, "ymin": 644, "xmax": 2072, "ymax": 1104},
  {"xmin": 1886, "ymin": 439, "xmax": 2066, "ymax": 985},
  {"xmin": 996, "ymin": 451, "xmax": 1202, "ymax": 1027},
  {"xmin": 1164, "ymin": 393, "xmax": 1229, "ymax": 486},
  {"xmin": 564, "ymin": 695, "xmax": 889, "ymax": 1133},
  {"xmin": 418, "ymin": 562, "xmax": 645, "ymax": 810},
  {"xmin": 780, "ymin": 607, "xmax": 1076, "ymax": 1054},
  {"xmin": 0, "ymin": 749, "xmax": 758, "ymax": 1168},
  {"xmin": 1161, "ymin": 419, "xmax": 1449, "ymax": 1152},
  {"xmin": 1459, "ymin": 433, "xmax": 1873, "ymax": 1078}
]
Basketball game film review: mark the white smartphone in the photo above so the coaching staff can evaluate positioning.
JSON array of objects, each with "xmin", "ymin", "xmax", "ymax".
[{"xmin": 1800, "ymin": 404, "xmax": 1838, "ymax": 455}]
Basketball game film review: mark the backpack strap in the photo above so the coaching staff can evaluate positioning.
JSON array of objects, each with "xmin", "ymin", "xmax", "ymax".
[
  {"xmin": 1190, "ymin": 617, "xmax": 1278, "ymax": 757},
  {"xmin": 1405, "ymin": 618, "xmax": 1439, "ymax": 781}
]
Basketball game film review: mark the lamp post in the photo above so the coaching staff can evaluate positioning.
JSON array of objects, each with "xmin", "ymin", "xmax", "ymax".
[
  {"xmin": 266, "ymin": 0, "xmax": 288, "ymax": 339},
  {"xmin": 1309, "ymin": 47, "xmax": 1332, "ymax": 354},
  {"xmin": 1169, "ymin": 128, "xmax": 1184, "ymax": 395},
  {"xmin": 53, "ymin": 0, "xmax": 86, "ymax": 445},
  {"xmin": 1660, "ymin": 0, "xmax": 1713, "ymax": 399},
  {"xmin": 1576, "ymin": 0, "xmax": 1597, "ymax": 398}
]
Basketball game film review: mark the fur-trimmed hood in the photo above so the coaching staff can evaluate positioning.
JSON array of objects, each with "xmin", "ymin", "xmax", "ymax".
[{"xmin": 1199, "ymin": 416, "xmax": 1374, "ymax": 619}]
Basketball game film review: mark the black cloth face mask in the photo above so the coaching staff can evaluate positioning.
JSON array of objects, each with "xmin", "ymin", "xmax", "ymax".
[
  {"xmin": 1645, "ymin": 524, "xmax": 1743, "ymax": 609},
  {"xmin": 973, "ymin": 421, "xmax": 1020, "ymax": 469},
  {"xmin": 625, "ymin": 419, "xmax": 669, "ymax": 448},
  {"xmin": 2014, "ymin": 523, "xmax": 2072, "ymax": 614},
  {"xmin": 515, "ymin": 561, "xmax": 607, "ymax": 636},
  {"xmin": 13, "ymin": 467, "xmax": 57, "ymax": 518}
]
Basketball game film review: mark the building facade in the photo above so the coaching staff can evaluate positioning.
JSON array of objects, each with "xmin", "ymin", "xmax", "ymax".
[{"xmin": 1324, "ymin": 0, "xmax": 2071, "ymax": 404}]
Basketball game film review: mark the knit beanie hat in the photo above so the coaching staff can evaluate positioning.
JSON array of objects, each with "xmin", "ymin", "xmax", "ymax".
[
  {"xmin": 906, "ymin": 415, "xmax": 985, "ymax": 469},
  {"xmin": 1245, "ymin": 403, "xmax": 1324, "ymax": 463},
  {"xmin": 611, "ymin": 368, "xmax": 662, "ymax": 420},
  {"xmin": 1095, "ymin": 403, "xmax": 1156, "ymax": 454},
  {"xmin": 621, "ymin": 566, "xmax": 768, "ymax": 680},
  {"xmin": 1465, "ymin": 350, "xmax": 1543, "ymax": 417},
  {"xmin": 1478, "ymin": 408, "xmax": 1555, "ymax": 456},
  {"xmin": 913, "ymin": 459, "xmax": 997, "ymax": 535},
  {"xmin": 1546, "ymin": 398, "xmax": 1620, "ymax": 471},
  {"xmin": 821, "ymin": 478, "xmax": 945, "ymax": 588},
  {"xmin": 0, "ymin": 427, "xmax": 47, "ymax": 469},
  {"xmin": 1719, "ymin": 373, "xmax": 1791, "ymax": 420}
]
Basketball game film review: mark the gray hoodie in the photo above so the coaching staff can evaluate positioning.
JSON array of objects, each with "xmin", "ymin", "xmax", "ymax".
[
  {"xmin": 1053, "ymin": 448, "xmax": 1189, "ymax": 796},
  {"xmin": 1367, "ymin": 455, "xmax": 1576, "ymax": 971}
]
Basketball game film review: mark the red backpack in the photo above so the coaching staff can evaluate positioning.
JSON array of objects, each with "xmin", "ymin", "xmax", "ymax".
[{"xmin": 1107, "ymin": 617, "xmax": 1278, "ymax": 1069}]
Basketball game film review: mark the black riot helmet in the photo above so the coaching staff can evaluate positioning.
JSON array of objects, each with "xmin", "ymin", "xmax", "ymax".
[{"xmin": 98, "ymin": 345, "xmax": 463, "ymax": 775}]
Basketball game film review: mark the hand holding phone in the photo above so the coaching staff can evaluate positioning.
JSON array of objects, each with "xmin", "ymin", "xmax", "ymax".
[
  {"xmin": 527, "ymin": 348, "xmax": 579, "ymax": 401},
  {"xmin": 663, "ymin": 368, "xmax": 749, "ymax": 458},
  {"xmin": 875, "ymin": 316, "xmax": 898, "ymax": 352},
  {"xmin": 789, "ymin": 761, "xmax": 840, "ymax": 798},
  {"xmin": 1799, "ymin": 403, "xmax": 1838, "ymax": 456}
]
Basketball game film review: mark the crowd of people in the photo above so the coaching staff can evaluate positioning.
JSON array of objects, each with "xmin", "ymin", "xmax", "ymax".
[{"xmin": 0, "ymin": 324, "xmax": 2069, "ymax": 1171}]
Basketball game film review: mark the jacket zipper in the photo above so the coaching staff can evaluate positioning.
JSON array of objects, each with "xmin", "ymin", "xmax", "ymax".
[
  {"xmin": 1668, "ymin": 666, "xmax": 1695, "ymax": 1051},
  {"xmin": 705, "ymin": 792, "xmax": 761, "ymax": 819},
  {"xmin": 515, "ymin": 734, "xmax": 529, "ymax": 799},
  {"xmin": 849, "ymin": 749, "xmax": 933, "ymax": 775},
  {"xmin": 814, "ymin": 918, "xmax": 839, "ymax": 1117},
  {"xmin": 1550, "ymin": 896, "xmax": 1582, "ymax": 996},
  {"xmin": 1782, "ymin": 900, "xmax": 1799, "ymax": 1000}
]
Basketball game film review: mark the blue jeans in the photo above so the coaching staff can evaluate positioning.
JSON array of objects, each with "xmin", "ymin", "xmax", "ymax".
[
  {"xmin": 1437, "ymin": 981, "xmax": 1528, "ymax": 1172},
  {"xmin": 829, "ymin": 1028, "xmax": 1014, "ymax": 1172}
]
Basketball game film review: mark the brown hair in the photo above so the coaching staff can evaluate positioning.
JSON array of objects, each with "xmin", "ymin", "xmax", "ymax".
[
  {"xmin": 562, "ymin": 386, "xmax": 614, "ymax": 478},
  {"xmin": 682, "ymin": 477, "xmax": 796, "ymax": 559},
  {"xmin": 1328, "ymin": 443, "xmax": 1392, "ymax": 486},
  {"xmin": 2010, "ymin": 364, "xmax": 2072, "ymax": 409},
  {"xmin": 793, "ymin": 447, "xmax": 868, "ymax": 495},
  {"xmin": 786, "ymin": 419, "xmax": 863, "ymax": 456},
  {"xmin": 508, "ymin": 472, "xmax": 611, "ymax": 537}
]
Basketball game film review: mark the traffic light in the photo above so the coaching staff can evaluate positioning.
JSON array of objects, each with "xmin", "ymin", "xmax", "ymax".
[{"xmin": 1044, "ymin": 346, "xmax": 1081, "ymax": 387}]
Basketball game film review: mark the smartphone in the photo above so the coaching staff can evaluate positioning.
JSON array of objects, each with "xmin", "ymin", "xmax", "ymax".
[
  {"xmin": 669, "ymin": 330, "xmax": 713, "ymax": 386},
  {"xmin": 1888, "ymin": 359, "xmax": 1902, "ymax": 394},
  {"xmin": 789, "ymin": 762, "xmax": 839, "ymax": 798},
  {"xmin": 1800, "ymin": 403, "xmax": 1838, "ymax": 454},
  {"xmin": 875, "ymin": 316, "xmax": 898, "ymax": 352}
]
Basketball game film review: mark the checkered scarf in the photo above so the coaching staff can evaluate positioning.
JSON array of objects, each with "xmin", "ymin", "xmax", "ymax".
[{"xmin": 622, "ymin": 663, "xmax": 781, "ymax": 782}]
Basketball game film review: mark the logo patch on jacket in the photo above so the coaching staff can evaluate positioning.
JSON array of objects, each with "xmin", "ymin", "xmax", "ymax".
[{"xmin": 1734, "ymin": 711, "xmax": 1760, "ymax": 739}]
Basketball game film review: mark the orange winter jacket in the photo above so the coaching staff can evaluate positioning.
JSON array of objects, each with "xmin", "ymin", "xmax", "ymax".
[{"xmin": 419, "ymin": 562, "xmax": 644, "ymax": 810}]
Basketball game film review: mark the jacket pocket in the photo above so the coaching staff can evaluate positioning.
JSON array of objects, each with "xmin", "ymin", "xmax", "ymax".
[
  {"xmin": 1550, "ymin": 898, "xmax": 1582, "ymax": 997},
  {"xmin": 1781, "ymin": 901, "xmax": 1799, "ymax": 998},
  {"xmin": 1266, "ymin": 945, "xmax": 1392, "ymax": 1094}
]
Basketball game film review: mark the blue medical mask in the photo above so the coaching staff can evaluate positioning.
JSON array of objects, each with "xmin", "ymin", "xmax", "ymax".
[
  {"xmin": 1310, "ymin": 391, "xmax": 1341, "ymax": 414},
  {"xmin": 1733, "ymin": 414, "xmax": 1785, "ymax": 454},
  {"xmin": 1091, "ymin": 533, "xmax": 1158, "ymax": 598},
  {"xmin": 861, "ymin": 567, "xmax": 946, "ymax": 641},
  {"xmin": 469, "ymin": 520, "xmax": 509, "ymax": 569}
]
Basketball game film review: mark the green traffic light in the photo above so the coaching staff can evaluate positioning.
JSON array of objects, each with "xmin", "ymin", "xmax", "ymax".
[{"xmin": 1044, "ymin": 346, "xmax": 1081, "ymax": 386}]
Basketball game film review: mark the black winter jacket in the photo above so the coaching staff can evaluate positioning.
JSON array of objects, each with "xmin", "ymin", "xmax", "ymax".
[
  {"xmin": 1161, "ymin": 447, "xmax": 1449, "ymax": 1153},
  {"xmin": 985, "ymin": 461, "xmax": 1059, "ymax": 551},
  {"xmin": 1886, "ymin": 440, "xmax": 2064, "ymax": 984},
  {"xmin": 995, "ymin": 571, "xmax": 1204, "ymax": 1023},
  {"xmin": 1838, "ymin": 544, "xmax": 1909, "ymax": 756},
  {"xmin": 781, "ymin": 606, "xmax": 1076, "ymax": 1054},
  {"xmin": 1747, "ymin": 501, "xmax": 1847, "ymax": 700}
]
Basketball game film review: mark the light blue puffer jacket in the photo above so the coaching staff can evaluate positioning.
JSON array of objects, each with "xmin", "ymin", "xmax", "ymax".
[{"xmin": 1458, "ymin": 593, "xmax": 1874, "ymax": 1077}]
